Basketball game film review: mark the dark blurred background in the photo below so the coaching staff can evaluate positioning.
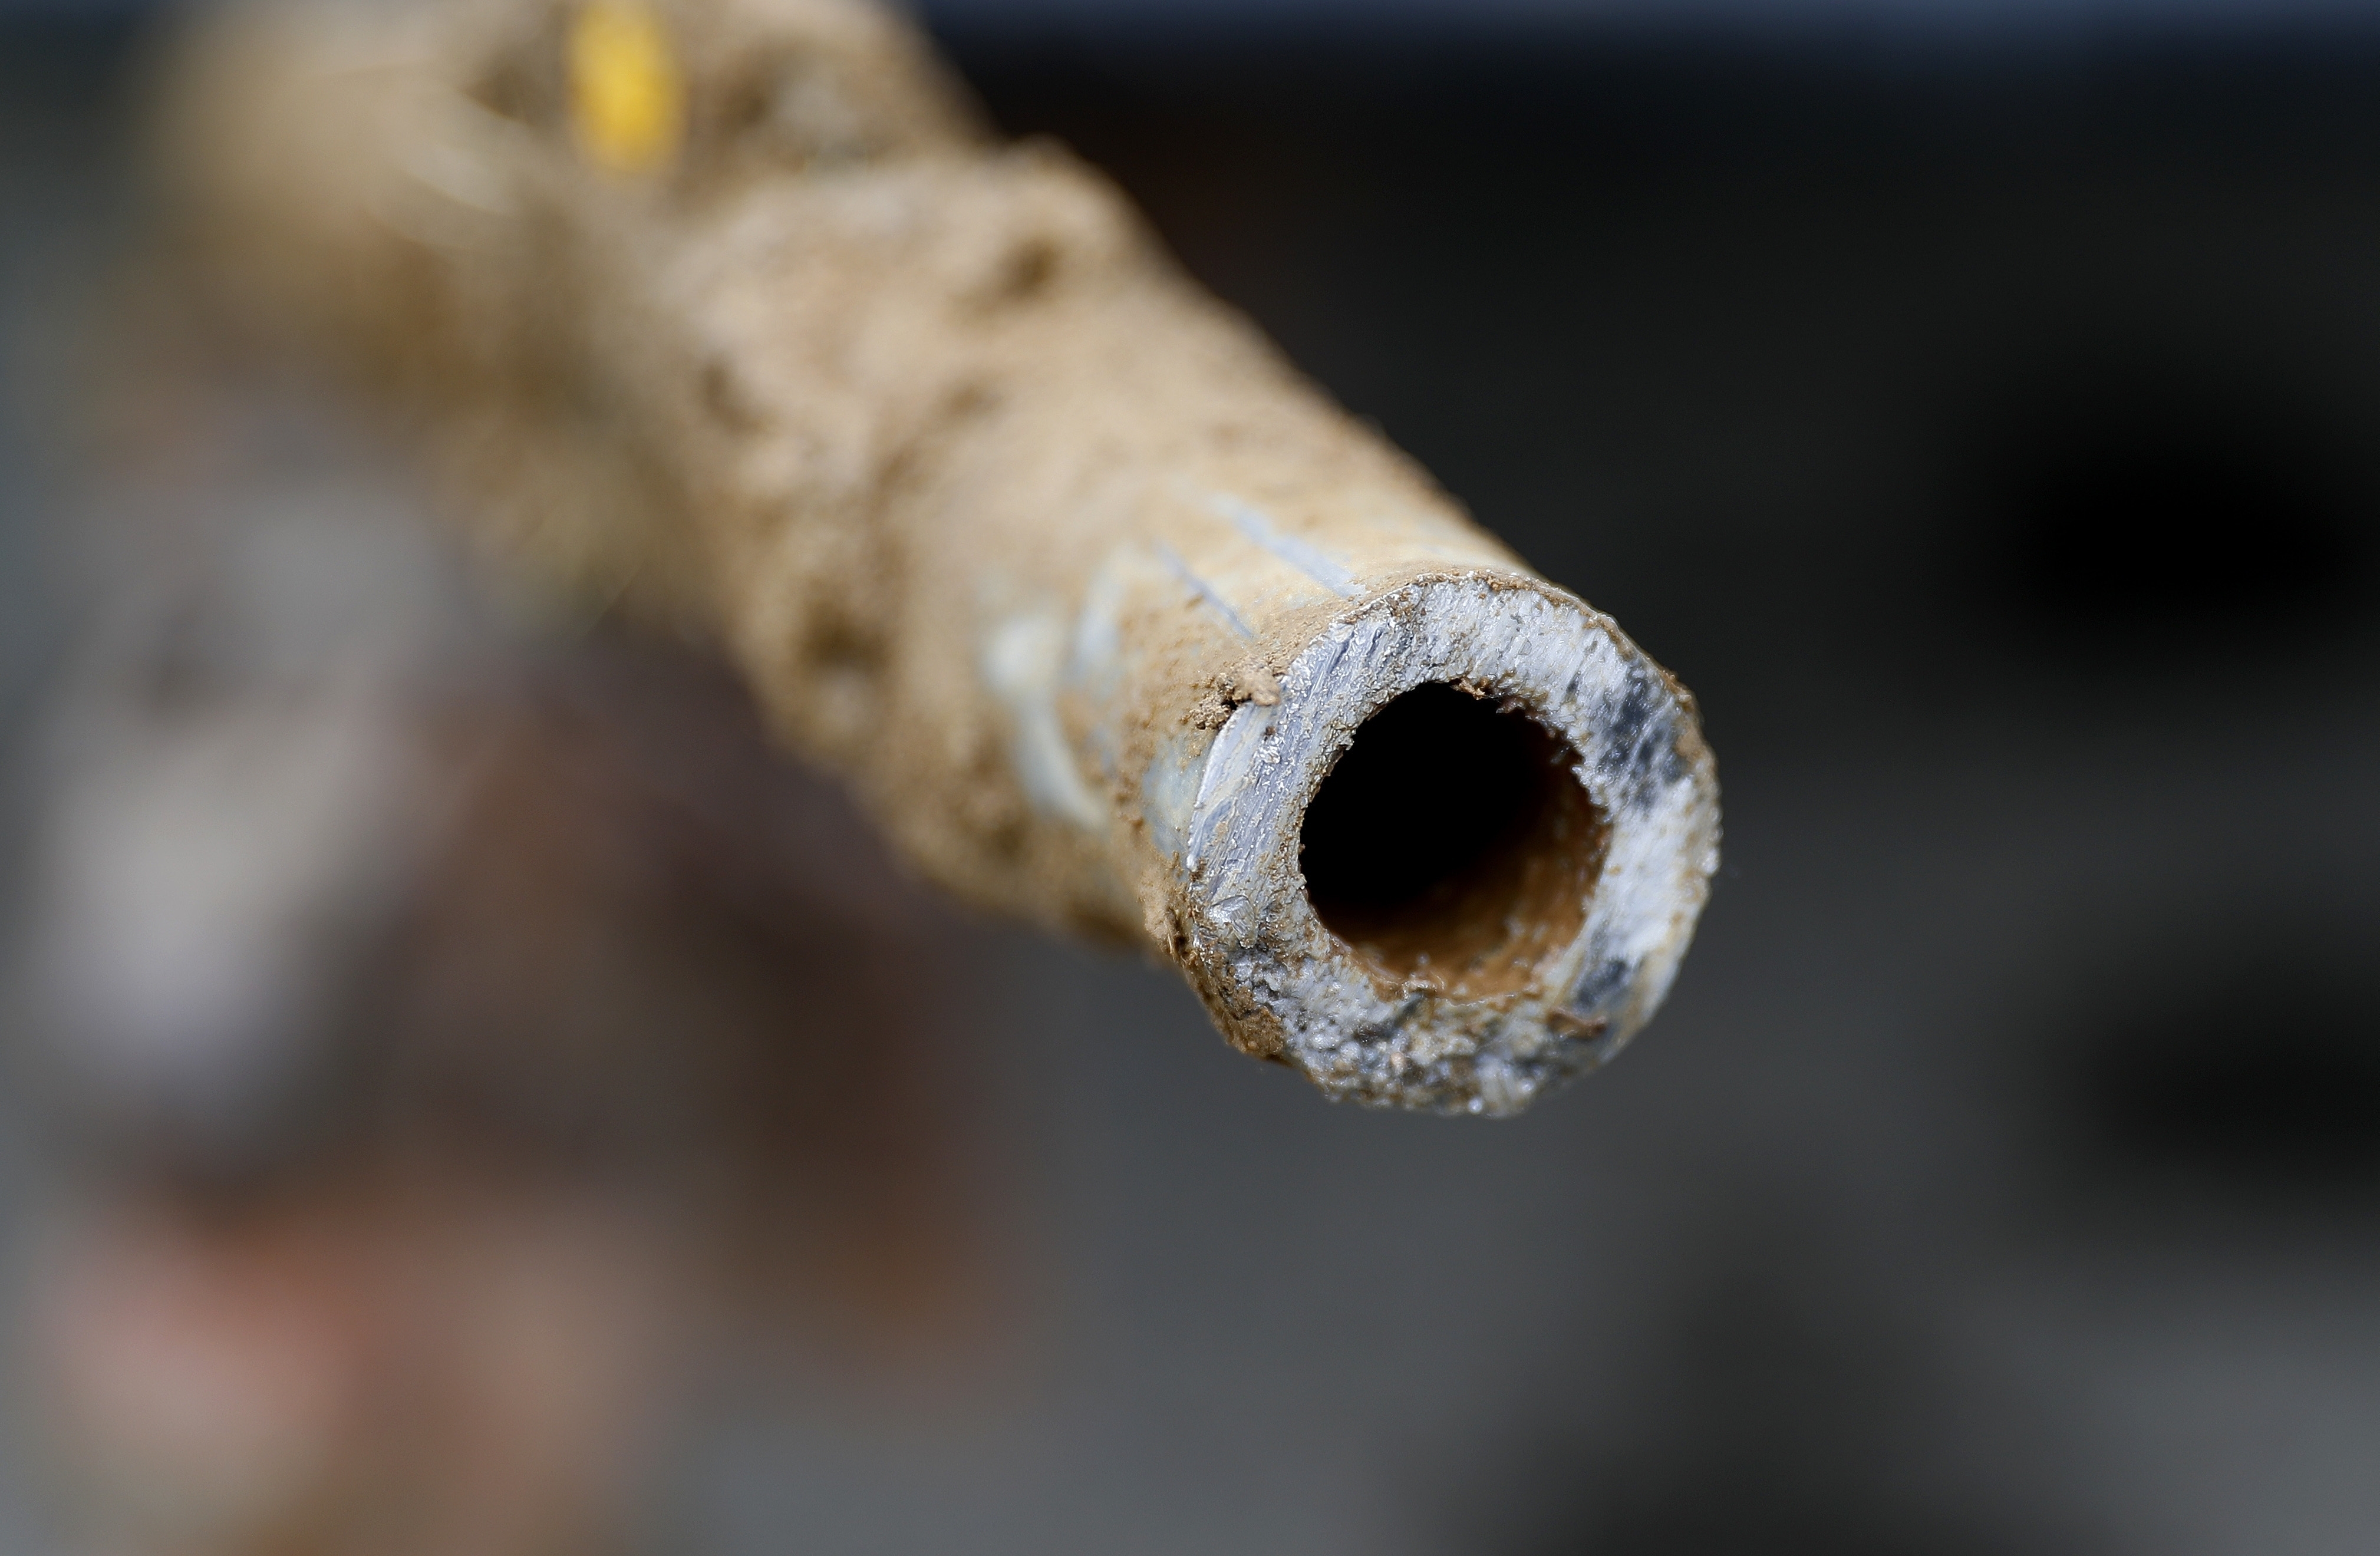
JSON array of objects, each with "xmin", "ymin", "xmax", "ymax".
[{"xmin": 5, "ymin": 1, "xmax": 2380, "ymax": 1552}]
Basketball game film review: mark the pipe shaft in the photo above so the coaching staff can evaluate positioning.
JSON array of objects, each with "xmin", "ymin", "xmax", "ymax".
[{"xmin": 170, "ymin": 0, "xmax": 1720, "ymax": 1112}]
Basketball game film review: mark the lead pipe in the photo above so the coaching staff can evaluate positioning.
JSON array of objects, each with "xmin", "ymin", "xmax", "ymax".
[{"xmin": 167, "ymin": 0, "xmax": 1720, "ymax": 1113}]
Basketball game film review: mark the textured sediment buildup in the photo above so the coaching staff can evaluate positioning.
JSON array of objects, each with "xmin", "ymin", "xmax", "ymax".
[{"xmin": 168, "ymin": 0, "xmax": 1720, "ymax": 1113}]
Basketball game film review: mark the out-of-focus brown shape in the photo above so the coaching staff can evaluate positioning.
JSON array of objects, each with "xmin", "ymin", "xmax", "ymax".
[
  {"xmin": 376, "ymin": 634, "xmax": 987, "ymax": 1337},
  {"xmin": 23, "ymin": 329, "xmax": 1006, "ymax": 1554}
]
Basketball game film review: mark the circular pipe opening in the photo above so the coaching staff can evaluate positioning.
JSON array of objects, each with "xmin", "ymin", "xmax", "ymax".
[{"xmin": 1297, "ymin": 682, "xmax": 1607, "ymax": 999}]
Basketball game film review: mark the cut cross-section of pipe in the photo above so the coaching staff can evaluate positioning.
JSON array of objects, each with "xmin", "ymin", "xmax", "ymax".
[
  {"xmin": 1156, "ymin": 575, "xmax": 1714, "ymax": 1112},
  {"xmin": 164, "ymin": 0, "xmax": 1720, "ymax": 1113}
]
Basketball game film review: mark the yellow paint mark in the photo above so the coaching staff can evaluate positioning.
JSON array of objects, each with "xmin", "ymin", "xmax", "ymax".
[{"xmin": 568, "ymin": 0, "xmax": 684, "ymax": 176}]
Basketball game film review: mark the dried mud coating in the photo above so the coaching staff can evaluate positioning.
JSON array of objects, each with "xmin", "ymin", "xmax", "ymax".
[{"xmin": 166, "ymin": 0, "xmax": 1721, "ymax": 1112}]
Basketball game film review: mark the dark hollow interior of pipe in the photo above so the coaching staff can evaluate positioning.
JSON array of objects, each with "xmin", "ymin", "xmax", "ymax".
[{"xmin": 1298, "ymin": 683, "xmax": 1607, "ymax": 1000}]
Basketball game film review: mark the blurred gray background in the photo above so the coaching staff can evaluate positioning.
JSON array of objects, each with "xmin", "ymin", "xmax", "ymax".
[{"xmin": 5, "ymin": 1, "xmax": 2380, "ymax": 1552}]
